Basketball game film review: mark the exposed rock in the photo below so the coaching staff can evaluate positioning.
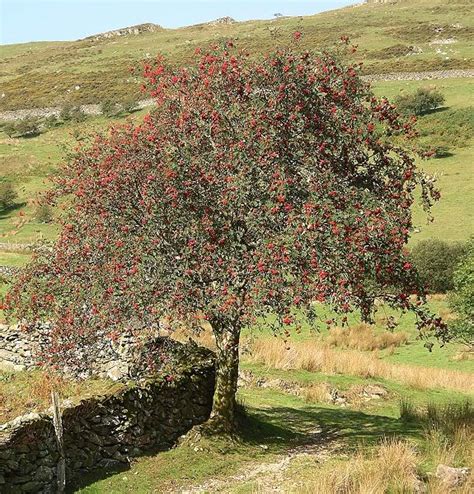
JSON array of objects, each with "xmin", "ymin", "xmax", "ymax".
[
  {"xmin": 355, "ymin": 384, "xmax": 388, "ymax": 399},
  {"xmin": 238, "ymin": 370, "xmax": 389, "ymax": 406},
  {"xmin": 208, "ymin": 17, "xmax": 236, "ymax": 26},
  {"xmin": 435, "ymin": 464, "xmax": 471, "ymax": 488},
  {"xmin": 83, "ymin": 23, "xmax": 162, "ymax": 42}
]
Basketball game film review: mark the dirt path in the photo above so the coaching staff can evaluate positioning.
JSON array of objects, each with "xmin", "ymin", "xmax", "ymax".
[
  {"xmin": 179, "ymin": 428, "xmax": 340, "ymax": 494},
  {"xmin": 1, "ymin": 69, "xmax": 472, "ymax": 122}
]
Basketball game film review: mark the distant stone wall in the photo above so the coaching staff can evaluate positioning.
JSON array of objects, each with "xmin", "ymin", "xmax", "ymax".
[
  {"xmin": 0, "ymin": 266, "xmax": 20, "ymax": 279},
  {"xmin": 0, "ymin": 99, "xmax": 154, "ymax": 122},
  {"xmin": 361, "ymin": 69, "xmax": 474, "ymax": 82},
  {"xmin": 0, "ymin": 347, "xmax": 215, "ymax": 493}
]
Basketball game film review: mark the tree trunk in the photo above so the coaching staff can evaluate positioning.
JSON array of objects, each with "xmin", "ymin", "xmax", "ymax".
[{"xmin": 210, "ymin": 327, "xmax": 240, "ymax": 433}]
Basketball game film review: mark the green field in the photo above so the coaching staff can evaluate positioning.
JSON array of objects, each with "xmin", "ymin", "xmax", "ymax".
[{"xmin": 372, "ymin": 78, "xmax": 474, "ymax": 244}]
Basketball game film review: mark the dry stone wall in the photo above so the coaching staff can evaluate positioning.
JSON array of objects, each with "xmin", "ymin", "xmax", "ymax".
[
  {"xmin": 0, "ymin": 323, "xmax": 196, "ymax": 381},
  {"xmin": 0, "ymin": 325, "xmax": 41, "ymax": 372},
  {"xmin": 0, "ymin": 346, "xmax": 215, "ymax": 493}
]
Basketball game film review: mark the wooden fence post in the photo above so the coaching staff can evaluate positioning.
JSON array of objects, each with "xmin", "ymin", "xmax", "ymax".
[{"xmin": 51, "ymin": 390, "xmax": 66, "ymax": 493}]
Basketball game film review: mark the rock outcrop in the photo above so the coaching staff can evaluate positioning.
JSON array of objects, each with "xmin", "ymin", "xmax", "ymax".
[{"xmin": 83, "ymin": 23, "xmax": 162, "ymax": 41}]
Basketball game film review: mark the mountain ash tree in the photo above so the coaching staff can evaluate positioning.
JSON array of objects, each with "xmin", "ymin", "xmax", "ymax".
[{"xmin": 5, "ymin": 38, "xmax": 446, "ymax": 432}]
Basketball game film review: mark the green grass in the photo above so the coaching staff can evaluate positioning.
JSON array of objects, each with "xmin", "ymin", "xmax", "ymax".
[
  {"xmin": 0, "ymin": 251, "xmax": 30, "ymax": 267},
  {"xmin": 0, "ymin": 0, "xmax": 472, "ymax": 111},
  {"xmin": 372, "ymin": 78, "xmax": 474, "ymax": 245},
  {"xmin": 411, "ymin": 145, "xmax": 474, "ymax": 244}
]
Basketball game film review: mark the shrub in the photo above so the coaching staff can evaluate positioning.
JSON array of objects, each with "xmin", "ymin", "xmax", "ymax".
[
  {"xmin": 60, "ymin": 105, "xmax": 86, "ymax": 123},
  {"xmin": 411, "ymin": 239, "xmax": 467, "ymax": 293},
  {"xmin": 449, "ymin": 239, "xmax": 474, "ymax": 348},
  {"xmin": 2, "ymin": 118, "xmax": 41, "ymax": 138},
  {"xmin": 34, "ymin": 204, "xmax": 53, "ymax": 223},
  {"xmin": 395, "ymin": 87, "xmax": 445, "ymax": 116},
  {"xmin": 2, "ymin": 121, "xmax": 16, "ymax": 137},
  {"xmin": 100, "ymin": 99, "xmax": 121, "ymax": 117},
  {"xmin": 121, "ymin": 97, "xmax": 139, "ymax": 114},
  {"xmin": 43, "ymin": 115, "xmax": 60, "ymax": 129},
  {"xmin": 0, "ymin": 182, "xmax": 18, "ymax": 210}
]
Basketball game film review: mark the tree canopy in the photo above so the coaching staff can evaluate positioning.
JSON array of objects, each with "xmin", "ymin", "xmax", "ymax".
[{"xmin": 5, "ymin": 38, "xmax": 447, "ymax": 431}]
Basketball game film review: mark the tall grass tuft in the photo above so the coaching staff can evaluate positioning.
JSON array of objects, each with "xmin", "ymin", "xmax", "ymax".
[
  {"xmin": 303, "ymin": 439, "xmax": 421, "ymax": 494},
  {"xmin": 400, "ymin": 399, "xmax": 473, "ymax": 468},
  {"xmin": 399, "ymin": 397, "xmax": 418, "ymax": 422},
  {"xmin": 326, "ymin": 324, "xmax": 409, "ymax": 351}
]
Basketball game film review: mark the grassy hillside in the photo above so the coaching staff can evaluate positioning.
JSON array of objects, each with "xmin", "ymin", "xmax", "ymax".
[{"xmin": 0, "ymin": 0, "xmax": 473, "ymax": 110}]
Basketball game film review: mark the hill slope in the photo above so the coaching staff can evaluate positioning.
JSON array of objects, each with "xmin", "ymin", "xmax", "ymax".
[{"xmin": 0, "ymin": 0, "xmax": 473, "ymax": 110}]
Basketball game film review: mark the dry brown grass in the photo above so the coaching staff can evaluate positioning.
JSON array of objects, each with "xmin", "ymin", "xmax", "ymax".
[
  {"xmin": 428, "ymin": 294, "xmax": 448, "ymax": 302},
  {"xmin": 301, "ymin": 438, "xmax": 473, "ymax": 494},
  {"xmin": 0, "ymin": 370, "xmax": 121, "ymax": 424},
  {"xmin": 167, "ymin": 325, "xmax": 216, "ymax": 351},
  {"xmin": 302, "ymin": 382, "xmax": 335, "ymax": 404},
  {"xmin": 326, "ymin": 323, "xmax": 409, "ymax": 351},
  {"xmin": 248, "ymin": 339, "xmax": 474, "ymax": 393},
  {"xmin": 303, "ymin": 439, "xmax": 421, "ymax": 494},
  {"xmin": 425, "ymin": 425, "xmax": 474, "ymax": 468}
]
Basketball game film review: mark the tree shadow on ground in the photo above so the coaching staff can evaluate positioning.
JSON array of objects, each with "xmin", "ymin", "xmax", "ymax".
[
  {"xmin": 69, "ymin": 400, "xmax": 423, "ymax": 492},
  {"xmin": 241, "ymin": 403, "xmax": 422, "ymax": 451},
  {"xmin": 419, "ymin": 106, "xmax": 449, "ymax": 116}
]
